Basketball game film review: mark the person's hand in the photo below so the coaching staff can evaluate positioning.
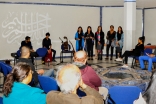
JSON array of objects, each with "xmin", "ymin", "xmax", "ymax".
[
  {"xmin": 37, "ymin": 69, "xmax": 44, "ymax": 75},
  {"xmin": 82, "ymin": 36, "xmax": 84, "ymax": 38},
  {"xmin": 149, "ymin": 54, "xmax": 155, "ymax": 58},
  {"xmin": 79, "ymin": 78, "xmax": 87, "ymax": 89},
  {"xmin": 77, "ymin": 38, "xmax": 80, "ymax": 40},
  {"xmin": 104, "ymin": 44, "xmax": 107, "ymax": 46},
  {"xmin": 130, "ymin": 49, "xmax": 133, "ymax": 51},
  {"xmin": 30, "ymin": 49, "xmax": 35, "ymax": 52},
  {"xmin": 48, "ymin": 49, "xmax": 51, "ymax": 54},
  {"xmin": 98, "ymin": 41, "xmax": 100, "ymax": 44},
  {"xmin": 116, "ymin": 41, "xmax": 119, "ymax": 44}
]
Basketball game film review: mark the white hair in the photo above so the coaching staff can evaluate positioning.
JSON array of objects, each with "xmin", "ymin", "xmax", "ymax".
[{"xmin": 56, "ymin": 65, "xmax": 81, "ymax": 94}]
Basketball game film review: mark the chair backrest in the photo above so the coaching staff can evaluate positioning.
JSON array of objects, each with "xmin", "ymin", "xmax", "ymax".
[
  {"xmin": 144, "ymin": 48, "xmax": 152, "ymax": 56},
  {"xmin": 36, "ymin": 48, "xmax": 47, "ymax": 57},
  {"xmin": 38, "ymin": 75, "xmax": 59, "ymax": 93},
  {"xmin": 0, "ymin": 61, "xmax": 12, "ymax": 76},
  {"xmin": 61, "ymin": 44, "xmax": 71, "ymax": 51},
  {"xmin": 0, "ymin": 97, "xmax": 3, "ymax": 104},
  {"xmin": 16, "ymin": 50, "xmax": 21, "ymax": 57},
  {"xmin": 108, "ymin": 86, "xmax": 141, "ymax": 104}
]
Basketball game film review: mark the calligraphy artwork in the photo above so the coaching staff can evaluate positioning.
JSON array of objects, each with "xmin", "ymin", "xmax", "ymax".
[{"xmin": 2, "ymin": 12, "xmax": 51, "ymax": 45}]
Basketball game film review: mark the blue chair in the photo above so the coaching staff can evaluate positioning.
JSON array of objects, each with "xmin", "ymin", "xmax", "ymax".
[
  {"xmin": 38, "ymin": 75, "xmax": 59, "ymax": 93},
  {"xmin": 35, "ymin": 48, "xmax": 47, "ymax": 68},
  {"xmin": 0, "ymin": 97, "xmax": 3, "ymax": 104},
  {"xmin": 0, "ymin": 61, "xmax": 12, "ymax": 84},
  {"xmin": 108, "ymin": 86, "xmax": 141, "ymax": 104}
]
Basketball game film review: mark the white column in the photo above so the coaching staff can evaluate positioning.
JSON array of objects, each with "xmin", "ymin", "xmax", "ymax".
[{"xmin": 124, "ymin": 0, "xmax": 136, "ymax": 63}]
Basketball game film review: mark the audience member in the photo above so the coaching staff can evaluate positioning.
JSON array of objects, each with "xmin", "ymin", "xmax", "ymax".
[
  {"xmin": 106, "ymin": 25, "xmax": 116, "ymax": 60},
  {"xmin": 139, "ymin": 48, "xmax": 156, "ymax": 72},
  {"xmin": 116, "ymin": 36, "xmax": 145, "ymax": 68},
  {"xmin": 75, "ymin": 26, "xmax": 85, "ymax": 51},
  {"xmin": 3, "ymin": 62, "xmax": 46, "ymax": 104},
  {"xmin": 84, "ymin": 26, "xmax": 94, "ymax": 60},
  {"xmin": 42, "ymin": 32, "xmax": 57, "ymax": 63},
  {"xmin": 17, "ymin": 46, "xmax": 54, "ymax": 86},
  {"xmin": 46, "ymin": 64, "xmax": 103, "ymax": 104},
  {"xmin": 95, "ymin": 26, "xmax": 105, "ymax": 60},
  {"xmin": 115, "ymin": 26, "xmax": 124, "ymax": 59},
  {"xmin": 73, "ymin": 51, "xmax": 108, "ymax": 100},
  {"xmin": 20, "ymin": 36, "xmax": 38, "ymax": 64},
  {"xmin": 134, "ymin": 70, "xmax": 156, "ymax": 104}
]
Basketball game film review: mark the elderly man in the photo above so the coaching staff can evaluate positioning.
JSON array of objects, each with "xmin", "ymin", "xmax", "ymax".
[
  {"xmin": 17, "ymin": 46, "xmax": 54, "ymax": 86},
  {"xmin": 46, "ymin": 64, "xmax": 103, "ymax": 104},
  {"xmin": 139, "ymin": 48, "xmax": 156, "ymax": 72},
  {"xmin": 73, "ymin": 51, "xmax": 108, "ymax": 100}
]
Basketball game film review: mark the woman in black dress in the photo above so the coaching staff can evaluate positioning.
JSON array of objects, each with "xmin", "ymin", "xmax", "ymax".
[
  {"xmin": 95, "ymin": 26, "xmax": 105, "ymax": 60},
  {"xmin": 106, "ymin": 25, "xmax": 116, "ymax": 60},
  {"xmin": 116, "ymin": 36, "xmax": 145, "ymax": 68},
  {"xmin": 84, "ymin": 26, "xmax": 94, "ymax": 60}
]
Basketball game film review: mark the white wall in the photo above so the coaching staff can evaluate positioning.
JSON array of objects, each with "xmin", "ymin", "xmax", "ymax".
[
  {"xmin": 144, "ymin": 9, "xmax": 156, "ymax": 45},
  {"xmin": 0, "ymin": 4, "xmax": 100, "ymax": 59}
]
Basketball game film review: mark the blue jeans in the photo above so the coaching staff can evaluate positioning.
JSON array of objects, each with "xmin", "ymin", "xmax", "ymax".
[
  {"xmin": 43, "ymin": 69, "xmax": 55, "ymax": 78},
  {"xmin": 139, "ymin": 56, "xmax": 156, "ymax": 72}
]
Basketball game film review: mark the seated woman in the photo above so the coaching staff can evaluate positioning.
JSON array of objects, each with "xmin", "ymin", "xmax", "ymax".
[
  {"xmin": 133, "ymin": 70, "xmax": 156, "ymax": 104},
  {"xmin": 116, "ymin": 36, "xmax": 145, "ymax": 68},
  {"xmin": 3, "ymin": 62, "xmax": 46, "ymax": 104}
]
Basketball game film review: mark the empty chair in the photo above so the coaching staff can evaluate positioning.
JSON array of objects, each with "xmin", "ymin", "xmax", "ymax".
[
  {"xmin": 38, "ymin": 75, "xmax": 59, "ymax": 93},
  {"xmin": 108, "ymin": 86, "xmax": 141, "ymax": 104},
  {"xmin": 0, "ymin": 97, "xmax": 3, "ymax": 104}
]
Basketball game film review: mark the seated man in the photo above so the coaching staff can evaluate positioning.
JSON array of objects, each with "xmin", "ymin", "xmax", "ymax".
[
  {"xmin": 17, "ymin": 46, "xmax": 55, "ymax": 87},
  {"xmin": 42, "ymin": 32, "xmax": 56, "ymax": 63},
  {"xmin": 139, "ymin": 48, "xmax": 156, "ymax": 72},
  {"xmin": 73, "ymin": 51, "xmax": 108, "ymax": 100},
  {"xmin": 20, "ymin": 36, "xmax": 38, "ymax": 64},
  {"xmin": 46, "ymin": 64, "xmax": 103, "ymax": 104}
]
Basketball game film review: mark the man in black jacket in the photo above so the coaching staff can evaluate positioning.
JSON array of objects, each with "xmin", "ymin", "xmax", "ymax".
[{"xmin": 17, "ymin": 46, "xmax": 55, "ymax": 86}]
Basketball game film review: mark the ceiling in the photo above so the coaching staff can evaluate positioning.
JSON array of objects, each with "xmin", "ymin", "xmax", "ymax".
[{"xmin": 0, "ymin": 0, "xmax": 156, "ymax": 8}]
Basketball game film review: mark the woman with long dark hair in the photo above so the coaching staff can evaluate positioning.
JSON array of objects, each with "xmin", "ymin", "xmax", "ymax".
[
  {"xmin": 106, "ymin": 25, "xmax": 116, "ymax": 60},
  {"xmin": 95, "ymin": 26, "xmax": 105, "ymax": 60},
  {"xmin": 85, "ymin": 26, "xmax": 94, "ymax": 60},
  {"xmin": 134, "ymin": 71, "xmax": 156, "ymax": 104},
  {"xmin": 116, "ymin": 36, "xmax": 145, "ymax": 68},
  {"xmin": 115, "ymin": 26, "xmax": 124, "ymax": 59},
  {"xmin": 75, "ymin": 26, "xmax": 85, "ymax": 51},
  {"xmin": 3, "ymin": 62, "xmax": 46, "ymax": 104}
]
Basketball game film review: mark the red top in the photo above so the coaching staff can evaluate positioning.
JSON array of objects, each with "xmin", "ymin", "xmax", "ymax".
[{"xmin": 80, "ymin": 65, "xmax": 102, "ymax": 91}]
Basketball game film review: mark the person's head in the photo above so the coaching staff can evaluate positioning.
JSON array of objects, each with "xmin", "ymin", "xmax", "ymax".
[
  {"xmin": 25, "ymin": 36, "xmax": 30, "ymax": 42},
  {"xmin": 143, "ymin": 71, "xmax": 156, "ymax": 104},
  {"xmin": 138, "ymin": 36, "xmax": 145, "ymax": 44},
  {"xmin": 97, "ymin": 26, "xmax": 103, "ymax": 32},
  {"xmin": 56, "ymin": 64, "xmax": 81, "ymax": 94},
  {"xmin": 117, "ymin": 26, "xmax": 123, "ymax": 34},
  {"xmin": 77, "ymin": 26, "xmax": 83, "ymax": 33},
  {"xmin": 87, "ymin": 26, "xmax": 92, "ymax": 33},
  {"xmin": 46, "ymin": 32, "xmax": 50, "ymax": 39},
  {"xmin": 110, "ymin": 25, "xmax": 114, "ymax": 31},
  {"xmin": 3, "ymin": 62, "xmax": 32, "ymax": 97},
  {"xmin": 21, "ymin": 46, "xmax": 30, "ymax": 58},
  {"xmin": 73, "ymin": 51, "xmax": 87, "ymax": 64}
]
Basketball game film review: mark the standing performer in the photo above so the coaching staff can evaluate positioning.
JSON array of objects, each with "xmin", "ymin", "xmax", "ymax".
[
  {"xmin": 75, "ymin": 26, "xmax": 85, "ymax": 51},
  {"xmin": 84, "ymin": 26, "xmax": 94, "ymax": 60}
]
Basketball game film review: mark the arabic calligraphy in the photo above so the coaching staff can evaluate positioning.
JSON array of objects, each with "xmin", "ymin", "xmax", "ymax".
[{"xmin": 2, "ymin": 12, "xmax": 51, "ymax": 45}]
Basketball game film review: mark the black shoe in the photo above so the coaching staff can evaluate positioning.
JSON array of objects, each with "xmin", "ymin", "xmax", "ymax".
[
  {"xmin": 105, "ymin": 57, "xmax": 109, "ymax": 60},
  {"xmin": 91, "ymin": 58, "xmax": 93, "ymax": 60},
  {"xmin": 88, "ymin": 58, "xmax": 90, "ymax": 60},
  {"xmin": 42, "ymin": 61, "xmax": 45, "ymax": 65},
  {"xmin": 110, "ymin": 58, "xmax": 113, "ymax": 60},
  {"xmin": 142, "ymin": 68, "xmax": 147, "ymax": 70}
]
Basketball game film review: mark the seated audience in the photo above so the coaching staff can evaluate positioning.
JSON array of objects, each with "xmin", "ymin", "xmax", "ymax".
[
  {"xmin": 20, "ymin": 36, "xmax": 38, "ymax": 64},
  {"xmin": 3, "ymin": 62, "xmax": 46, "ymax": 104},
  {"xmin": 139, "ymin": 48, "xmax": 156, "ymax": 72},
  {"xmin": 73, "ymin": 51, "xmax": 108, "ymax": 100},
  {"xmin": 17, "ymin": 46, "xmax": 54, "ymax": 86},
  {"xmin": 46, "ymin": 64, "xmax": 103, "ymax": 104},
  {"xmin": 116, "ymin": 36, "xmax": 145, "ymax": 68},
  {"xmin": 133, "ymin": 71, "xmax": 156, "ymax": 104}
]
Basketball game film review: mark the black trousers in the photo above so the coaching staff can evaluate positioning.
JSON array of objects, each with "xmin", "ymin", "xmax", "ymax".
[
  {"xmin": 106, "ymin": 42, "xmax": 114, "ymax": 58},
  {"xmin": 116, "ymin": 47, "xmax": 123, "ymax": 58},
  {"xmin": 87, "ymin": 44, "xmax": 93, "ymax": 57},
  {"xmin": 78, "ymin": 40, "xmax": 83, "ymax": 51},
  {"xmin": 121, "ymin": 51, "xmax": 133, "ymax": 64},
  {"xmin": 30, "ymin": 52, "xmax": 38, "ymax": 64}
]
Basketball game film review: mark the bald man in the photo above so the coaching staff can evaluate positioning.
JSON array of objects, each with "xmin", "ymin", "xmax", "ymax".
[
  {"xmin": 17, "ymin": 46, "xmax": 54, "ymax": 87},
  {"xmin": 47, "ymin": 64, "xmax": 103, "ymax": 104},
  {"xmin": 73, "ymin": 51, "xmax": 108, "ymax": 100}
]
